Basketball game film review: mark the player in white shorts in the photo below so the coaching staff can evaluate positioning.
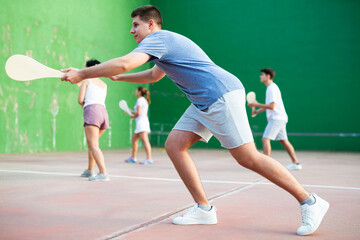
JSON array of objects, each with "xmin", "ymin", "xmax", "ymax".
[
  {"xmin": 62, "ymin": 5, "xmax": 329, "ymax": 236},
  {"xmin": 248, "ymin": 68, "xmax": 302, "ymax": 171},
  {"xmin": 124, "ymin": 86, "xmax": 153, "ymax": 165}
]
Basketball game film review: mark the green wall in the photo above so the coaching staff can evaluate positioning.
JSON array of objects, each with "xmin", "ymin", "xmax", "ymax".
[
  {"xmin": 1, "ymin": 0, "xmax": 359, "ymax": 153},
  {"xmin": 149, "ymin": 0, "xmax": 360, "ymax": 151},
  {"xmin": 0, "ymin": 0, "xmax": 150, "ymax": 153}
]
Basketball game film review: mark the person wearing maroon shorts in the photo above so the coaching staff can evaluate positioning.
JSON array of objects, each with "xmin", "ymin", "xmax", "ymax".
[{"xmin": 78, "ymin": 59, "xmax": 110, "ymax": 182}]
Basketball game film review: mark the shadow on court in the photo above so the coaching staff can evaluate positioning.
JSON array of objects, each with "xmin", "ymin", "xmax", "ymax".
[{"xmin": 0, "ymin": 149, "xmax": 359, "ymax": 240}]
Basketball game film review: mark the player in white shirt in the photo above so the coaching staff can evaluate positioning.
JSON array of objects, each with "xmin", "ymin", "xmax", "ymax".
[
  {"xmin": 248, "ymin": 68, "xmax": 302, "ymax": 171},
  {"xmin": 124, "ymin": 86, "xmax": 153, "ymax": 165}
]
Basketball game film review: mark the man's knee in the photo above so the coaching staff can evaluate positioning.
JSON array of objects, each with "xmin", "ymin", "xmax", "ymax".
[
  {"xmin": 165, "ymin": 134, "xmax": 182, "ymax": 154},
  {"xmin": 229, "ymin": 143, "xmax": 259, "ymax": 169},
  {"xmin": 165, "ymin": 133, "xmax": 187, "ymax": 153},
  {"xmin": 164, "ymin": 135, "xmax": 174, "ymax": 153},
  {"xmin": 237, "ymin": 151, "xmax": 262, "ymax": 170}
]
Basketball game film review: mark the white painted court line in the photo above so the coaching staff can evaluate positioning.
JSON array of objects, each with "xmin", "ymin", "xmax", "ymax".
[
  {"xmin": 1, "ymin": 169, "xmax": 359, "ymax": 191},
  {"xmin": 2, "ymin": 169, "xmax": 360, "ymax": 239},
  {"xmin": 0, "ymin": 169, "xmax": 78, "ymax": 176},
  {"xmin": 101, "ymin": 179, "xmax": 266, "ymax": 240}
]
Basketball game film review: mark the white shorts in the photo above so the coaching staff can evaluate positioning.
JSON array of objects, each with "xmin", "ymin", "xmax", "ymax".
[
  {"xmin": 135, "ymin": 117, "xmax": 150, "ymax": 134},
  {"xmin": 173, "ymin": 89, "xmax": 254, "ymax": 149},
  {"xmin": 263, "ymin": 119, "xmax": 288, "ymax": 140}
]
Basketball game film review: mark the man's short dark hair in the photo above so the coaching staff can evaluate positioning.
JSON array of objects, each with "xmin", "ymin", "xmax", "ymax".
[
  {"xmin": 86, "ymin": 59, "xmax": 100, "ymax": 67},
  {"xmin": 131, "ymin": 5, "xmax": 162, "ymax": 27},
  {"xmin": 260, "ymin": 68, "xmax": 276, "ymax": 79}
]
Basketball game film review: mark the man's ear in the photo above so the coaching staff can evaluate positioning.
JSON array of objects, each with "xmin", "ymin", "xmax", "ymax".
[{"xmin": 148, "ymin": 19, "xmax": 155, "ymax": 29}]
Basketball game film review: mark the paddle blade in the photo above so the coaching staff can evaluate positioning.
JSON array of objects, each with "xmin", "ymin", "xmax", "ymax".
[
  {"xmin": 5, "ymin": 54, "xmax": 64, "ymax": 81},
  {"xmin": 246, "ymin": 91, "xmax": 256, "ymax": 103},
  {"xmin": 119, "ymin": 100, "xmax": 134, "ymax": 117}
]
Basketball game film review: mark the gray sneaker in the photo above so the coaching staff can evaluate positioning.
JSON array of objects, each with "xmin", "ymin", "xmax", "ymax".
[
  {"xmin": 89, "ymin": 173, "xmax": 110, "ymax": 182},
  {"xmin": 80, "ymin": 169, "xmax": 95, "ymax": 177},
  {"xmin": 139, "ymin": 158, "xmax": 154, "ymax": 165}
]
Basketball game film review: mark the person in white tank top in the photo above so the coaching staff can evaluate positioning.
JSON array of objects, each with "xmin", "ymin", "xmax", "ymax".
[
  {"xmin": 78, "ymin": 59, "xmax": 110, "ymax": 181},
  {"xmin": 248, "ymin": 68, "xmax": 301, "ymax": 171},
  {"xmin": 124, "ymin": 86, "xmax": 153, "ymax": 165}
]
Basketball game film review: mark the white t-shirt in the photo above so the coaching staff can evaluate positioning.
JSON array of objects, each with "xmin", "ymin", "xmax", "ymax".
[
  {"xmin": 134, "ymin": 97, "xmax": 150, "ymax": 133},
  {"xmin": 265, "ymin": 83, "xmax": 288, "ymax": 122}
]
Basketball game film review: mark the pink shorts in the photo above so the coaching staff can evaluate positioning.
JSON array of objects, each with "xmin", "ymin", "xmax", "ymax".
[{"xmin": 83, "ymin": 104, "xmax": 109, "ymax": 130}]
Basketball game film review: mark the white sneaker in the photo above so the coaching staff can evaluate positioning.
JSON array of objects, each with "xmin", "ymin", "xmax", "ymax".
[
  {"xmin": 89, "ymin": 173, "xmax": 110, "ymax": 182},
  {"xmin": 297, "ymin": 194, "xmax": 329, "ymax": 235},
  {"xmin": 173, "ymin": 204, "xmax": 217, "ymax": 225},
  {"xmin": 287, "ymin": 163, "xmax": 302, "ymax": 171}
]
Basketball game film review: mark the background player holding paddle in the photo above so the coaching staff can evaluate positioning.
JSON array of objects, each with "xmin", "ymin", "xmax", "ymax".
[
  {"xmin": 78, "ymin": 59, "xmax": 110, "ymax": 182},
  {"xmin": 247, "ymin": 68, "xmax": 302, "ymax": 171},
  {"xmin": 60, "ymin": 5, "xmax": 328, "ymax": 235},
  {"xmin": 5, "ymin": 56, "xmax": 109, "ymax": 180},
  {"xmin": 124, "ymin": 86, "xmax": 153, "ymax": 165}
]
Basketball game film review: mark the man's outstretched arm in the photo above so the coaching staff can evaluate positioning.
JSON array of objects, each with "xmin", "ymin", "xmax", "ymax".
[
  {"xmin": 110, "ymin": 64, "xmax": 165, "ymax": 83},
  {"xmin": 61, "ymin": 52, "xmax": 152, "ymax": 84}
]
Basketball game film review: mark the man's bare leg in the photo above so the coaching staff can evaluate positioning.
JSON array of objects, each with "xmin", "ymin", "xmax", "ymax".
[
  {"xmin": 165, "ymin": 130, "xmax": 209, "ymax": 205},
  {"xmin": 229, "ymin": 141, "xmax": 309, "ymax": 202}
]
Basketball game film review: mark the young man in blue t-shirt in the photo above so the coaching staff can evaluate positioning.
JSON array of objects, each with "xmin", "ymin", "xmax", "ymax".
[{"xmin": 62, "ymin": 5, "xmax": 329, "ymax": 236}]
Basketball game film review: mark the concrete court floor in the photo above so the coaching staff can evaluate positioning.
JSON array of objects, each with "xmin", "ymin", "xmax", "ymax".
[{"xmin": 0, "ymin": 149, "xmax": 359, "ymax": 240}]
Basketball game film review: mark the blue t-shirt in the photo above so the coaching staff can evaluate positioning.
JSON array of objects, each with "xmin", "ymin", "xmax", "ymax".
[{"xmin": 132, "ymin": 30, "xmax": 244, "ymax": 110}]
